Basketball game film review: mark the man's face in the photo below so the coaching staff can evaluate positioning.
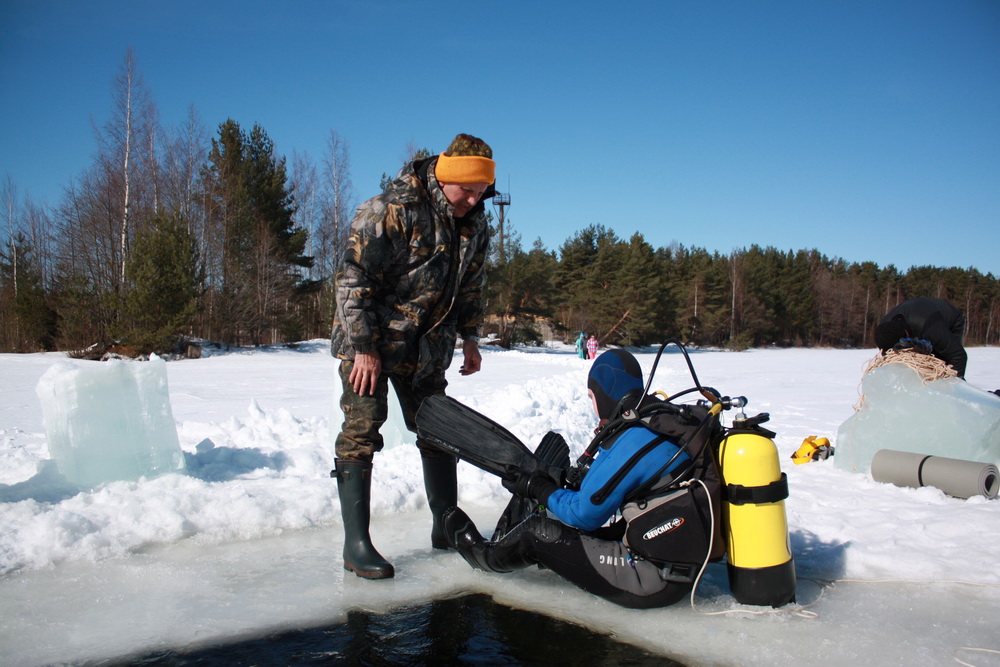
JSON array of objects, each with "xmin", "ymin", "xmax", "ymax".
[{"xmin": 440, "ymin": 182, "xmax": 489, "ymax": 218}]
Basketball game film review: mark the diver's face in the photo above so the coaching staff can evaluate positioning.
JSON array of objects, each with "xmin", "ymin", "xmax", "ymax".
[
  {"xmin": 589, "ymin": 390, "xmax": 609, "ymax": 433},
  {"xmin": 588, "ymin": 389, "xmax": 600, "ymax": 417}
]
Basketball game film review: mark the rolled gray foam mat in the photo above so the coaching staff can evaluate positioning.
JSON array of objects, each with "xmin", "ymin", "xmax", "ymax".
[{"xmin": 871, "ymin": 449, "xmax": 999, "ymax": 500}]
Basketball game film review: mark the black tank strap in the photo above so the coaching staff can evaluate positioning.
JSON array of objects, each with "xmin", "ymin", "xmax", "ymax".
[{"xmin": 725, "ymin": 473, "xmax": 788, "ymax": 506}]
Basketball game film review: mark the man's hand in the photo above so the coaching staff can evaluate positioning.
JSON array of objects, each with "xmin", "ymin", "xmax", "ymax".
[
  {"xmin": 350, "ymin": 351, "xmax": 382, "ymax": 396},
  {"xmin": 459, "ymin": 339, "xmax": 482, "ymax": 376}
]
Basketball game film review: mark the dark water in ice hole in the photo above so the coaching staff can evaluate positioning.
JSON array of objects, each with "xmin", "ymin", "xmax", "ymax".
[{"xmin": 118, "ymin": 594, "xmax": 684, "ymax": 666}]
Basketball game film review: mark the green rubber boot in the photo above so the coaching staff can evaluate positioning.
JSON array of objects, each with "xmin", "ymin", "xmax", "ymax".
[{"xmin": 334, "ymin": 459, "xmax": 394, "ymax": 580}]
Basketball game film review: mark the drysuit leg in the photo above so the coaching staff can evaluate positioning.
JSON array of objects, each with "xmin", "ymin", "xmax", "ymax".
[
  {"xmin": 444, "ymin": 507, "xmax": 537, "ymax": 573},
  {"xmin": 449, "ymin": 510, "xmax": 692, "ymax": 609},
  {"xmin": 527, "ymin": 519, "xmax": 693, "ymax": 609}
]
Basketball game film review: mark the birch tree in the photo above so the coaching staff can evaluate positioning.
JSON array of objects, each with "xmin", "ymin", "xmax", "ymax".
[
  {"xmin": 291, "ymin": 150, "xmax": 320, "ymax": 280},
  {"xmin": 94, "ymin": 47, "xmax": 159, "ymax": 291},
  {"xmin": 2, "ymin": 176, "xmax": 16, "ymax": 297},
  {"xmin": 319, "ymin": 130, "xmax": 354, "ymax": 279}
]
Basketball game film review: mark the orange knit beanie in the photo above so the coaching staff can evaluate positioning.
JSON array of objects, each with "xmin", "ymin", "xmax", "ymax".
[{"xmin": 434, "ymin": 134, "xmax": 495, "ymax": 184}]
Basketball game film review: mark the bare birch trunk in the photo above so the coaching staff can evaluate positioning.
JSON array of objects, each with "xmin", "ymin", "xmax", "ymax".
[
  {"xmin": 119, "ymin": 51, "xmax": 134, "ymax": 288},
  {"xmin": 3, "ymin": 176, "xmax": 16, "ymax": 296}
]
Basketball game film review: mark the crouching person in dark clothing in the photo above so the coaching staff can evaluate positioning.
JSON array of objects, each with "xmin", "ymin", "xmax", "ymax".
[
  {"xmin": 443, "ymin": 350, "xmax": 721, "ymax": 609},
  {"xmin": 875, "ymin": 297, "xmax": 967, "ymax": 378}
]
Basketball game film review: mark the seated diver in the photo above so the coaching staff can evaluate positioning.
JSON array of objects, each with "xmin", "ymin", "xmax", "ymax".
[{"xmin": 442, "ymin": 349, "xmax": 707, "ymax": 610}]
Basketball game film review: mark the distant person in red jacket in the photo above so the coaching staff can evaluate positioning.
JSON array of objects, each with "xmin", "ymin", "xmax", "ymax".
[
  {"xmin": 586, "ymin": 334, "xmax": 599, "ymax": 359},
  {"xmin": 875, "ymin": 297, "xmax": 967, "ymax": 378}
]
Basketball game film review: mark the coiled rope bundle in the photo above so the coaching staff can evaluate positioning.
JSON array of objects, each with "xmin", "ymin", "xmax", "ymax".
[{"xmin": 854, "ymin": 350, "xmax": 957, "ymax": 411}]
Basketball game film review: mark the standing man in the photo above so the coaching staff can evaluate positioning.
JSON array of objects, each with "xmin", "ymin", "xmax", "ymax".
[
  {"xmin": 874, "ymin": 297, "xmax": 968, "ymax": 378},
  {"xmin": 331, "ymin": 134, "xmax": 495, "ymax": 579}
]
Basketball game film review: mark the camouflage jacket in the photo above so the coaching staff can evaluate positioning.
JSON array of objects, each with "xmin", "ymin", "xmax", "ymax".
[{"xmin": 331, "ymin": 157, "xmax": 490, "ymax": 384}]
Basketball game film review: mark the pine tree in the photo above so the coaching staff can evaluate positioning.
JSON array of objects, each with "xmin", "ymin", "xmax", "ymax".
[
  {"xmin": 121, "ymin": 213, "xmax": 202, "ymax": 354},
  {"xmin": 611, "ymin": 233, "xmax": 673, "ymax": 346},
  {"xmin": 485, "ymin": 231, "xmax": 558, "ymax": 348},
  {"xmin": 554, "ymin": 224, "xmax": 617, "ymax": 336},
  {"xmin": 200, "ymin": 120, "xmax": 311, "ymax": 344},
  {"xmin": 0, "ymin": 235, "xmax": 56, "ymax": 352}
]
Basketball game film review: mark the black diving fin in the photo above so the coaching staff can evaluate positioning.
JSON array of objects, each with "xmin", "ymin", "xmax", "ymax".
[{"xmin": 416, "ymin": 394, "xmax": 565, "ymax": 484}]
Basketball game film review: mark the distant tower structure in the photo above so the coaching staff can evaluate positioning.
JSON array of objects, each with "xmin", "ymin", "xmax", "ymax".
[{"xmin": 492, "ymin": 191, "xmax": 511, "ymax": 263}]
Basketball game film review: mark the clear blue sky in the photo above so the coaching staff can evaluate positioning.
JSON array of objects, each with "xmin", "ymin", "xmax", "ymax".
[{"xmin": 2, "ymin": 0, "xmax": 998, "ymax": 275}]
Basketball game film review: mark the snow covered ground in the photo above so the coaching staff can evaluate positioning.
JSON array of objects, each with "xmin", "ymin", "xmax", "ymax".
[{"xmin": 1, "ymin": 341, "xmax": 999, "ymax": 666}]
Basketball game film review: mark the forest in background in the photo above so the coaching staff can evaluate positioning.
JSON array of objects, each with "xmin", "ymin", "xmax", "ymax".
[{"xmin": 3, "ymin": 51, "xmax": 999, "ymax": 355}]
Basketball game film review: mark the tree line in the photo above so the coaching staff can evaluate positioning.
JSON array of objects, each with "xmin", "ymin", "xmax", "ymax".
[
  {"xmin": 487, "ymin": 226, "xmax": 999, "ymax": 350},
  {"xmin": 3, "ymin": 51, "xmax": 998, "ymax": 355},
  {"xmin": 1, "ymin": 50, "xmax": 353, "ymax": 355}
]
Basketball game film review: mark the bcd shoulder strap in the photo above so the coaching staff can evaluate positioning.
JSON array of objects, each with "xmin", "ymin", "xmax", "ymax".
[
  {"xmin": 618, "ymin": 402, "xmax": 727, "ymax": 566},
  {"xmin": 622, "ymin": 402, "xmax": 722, "ymax": 504}
]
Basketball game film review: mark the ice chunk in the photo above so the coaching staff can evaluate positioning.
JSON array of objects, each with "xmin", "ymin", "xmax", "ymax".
[
  {"xmin": 382, "ymin": 383, "xmax": 413, "ymax": 450},
  {"xmin": 35, "ymin": 355, "xmax": 186, "ymax": 489},
  {"xmin": 836, "ymin": 362, "xmax": 1000, "ymax": 473}
]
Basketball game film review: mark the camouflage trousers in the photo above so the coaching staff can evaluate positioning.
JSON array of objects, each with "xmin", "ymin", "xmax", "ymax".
[{"xmin": 334, "ymin": 359, "xmax": 453, "ymax": 462}]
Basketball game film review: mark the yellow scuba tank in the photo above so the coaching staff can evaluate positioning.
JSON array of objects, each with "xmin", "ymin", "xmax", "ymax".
[{"xmin": 717, "ymin": 409, "xmax": 796, "ymax": 607}]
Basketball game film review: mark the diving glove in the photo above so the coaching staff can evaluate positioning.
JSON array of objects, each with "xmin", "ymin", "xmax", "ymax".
[{"xmin": 502, "ymin": 471, "xmax": 558, "ymax": 505}]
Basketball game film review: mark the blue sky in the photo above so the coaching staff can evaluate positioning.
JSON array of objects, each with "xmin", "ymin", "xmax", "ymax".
[{"xmin": 2, "ymin": 1, "xmax": 998, "ymax": 274}]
